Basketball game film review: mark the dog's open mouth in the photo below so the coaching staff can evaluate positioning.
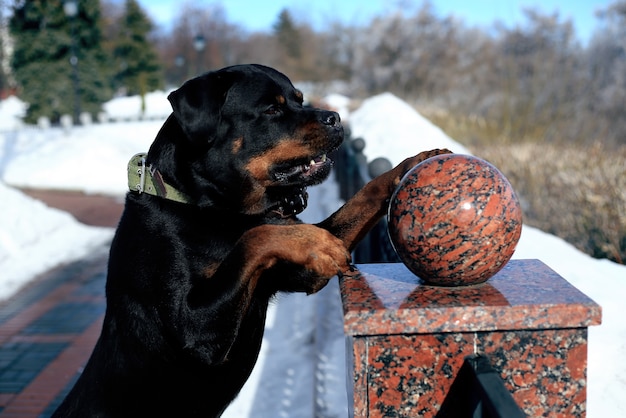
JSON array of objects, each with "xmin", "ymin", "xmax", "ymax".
[{"xmin": 272, "ymin": 153, "xmax": 333, "ymax": 185}]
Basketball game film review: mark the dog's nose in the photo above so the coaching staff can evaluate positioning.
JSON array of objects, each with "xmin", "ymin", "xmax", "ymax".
[{"xmin": 321, "ymin": 111, "xmax": 341, "ymax": 127}]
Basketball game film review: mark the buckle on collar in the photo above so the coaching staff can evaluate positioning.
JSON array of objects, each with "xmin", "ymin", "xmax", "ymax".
[
  {"xmin": 128, "ymin": 153, "xmax": 190, "ymax": 204},
  {"xmin": 132, "ymin": 154, "xmax": 157, "ymax": 194},
  {"xmin": 138, "ymin": 155, "xmax": 147, "ymax": 193}
]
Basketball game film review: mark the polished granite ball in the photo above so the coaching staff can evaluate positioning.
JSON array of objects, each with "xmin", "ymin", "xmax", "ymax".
[{"xmin": 388, "ymin": 154, "xmax": 522, "ymax": 286}]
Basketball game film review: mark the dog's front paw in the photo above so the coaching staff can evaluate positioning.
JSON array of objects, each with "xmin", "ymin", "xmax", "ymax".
[
  {"xmin": 284, "ymin": 225, "xmax": 352, "ymax": 294},
  {"xmin": 246, "ymin": 224, "xmax": 352, "ymax": 294},
  {"xmin": 416, "ymin": 148, "xmax": 453, "ymax": 162},
  {"xmin": 394, "ymin": 148, "xmax": 453, "ymax": 187}
]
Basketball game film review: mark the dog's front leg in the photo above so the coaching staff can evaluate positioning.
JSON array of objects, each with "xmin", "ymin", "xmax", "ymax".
[
  {"xmin": 186, "ymin": 224, "xmax": 352, "ymax": 363},
  {"xmin": 226, "ymin": 223, "xmax": 352, "ymax": 295},
  {"xmin": 318, "ymin": 148, "xmax": 452, "ymax": 251}
]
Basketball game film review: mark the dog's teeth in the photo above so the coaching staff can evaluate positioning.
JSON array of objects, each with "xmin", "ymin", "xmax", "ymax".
[
  {"xmin": 310, "ymin": 160, "xmax": 316, "ymax": 166},
  {"xmin": 321, "ymin": 154, "xmax": 327, "ymax": 162}
]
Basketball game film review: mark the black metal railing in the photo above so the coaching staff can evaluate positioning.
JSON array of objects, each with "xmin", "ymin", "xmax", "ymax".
[
  {"xmin": 438, "ymin": 354, "xmax": 526, "ymax": 418},
  {"xmin": 332, "ymin": 131, "xmax": 400, "ymax": 263}
]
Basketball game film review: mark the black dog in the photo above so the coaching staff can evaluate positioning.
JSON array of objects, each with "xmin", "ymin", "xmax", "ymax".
[{"xmin": 53, "ymin": 64, "xmax": 449, "ymax": 417}]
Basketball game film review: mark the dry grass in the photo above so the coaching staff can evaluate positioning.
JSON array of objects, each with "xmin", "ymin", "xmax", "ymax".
[{"xmin": 420, "ymin": 107, "xmax": 626, "ymax": 264}]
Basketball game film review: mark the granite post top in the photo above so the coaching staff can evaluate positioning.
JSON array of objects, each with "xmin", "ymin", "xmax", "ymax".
[{"xmin": 339, "ymin": 259, "xmax": 602, "ymax": 336}]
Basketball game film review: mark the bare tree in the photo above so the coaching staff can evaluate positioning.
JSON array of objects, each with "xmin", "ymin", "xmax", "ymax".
[
  {"xmin": 349, "ymin": 3, "xmax": 461, "ymax": 99},
  {"xmin": 587, "ymin": 1, "xmax": 626, "ymax": 145},
  {"xmin": 479, "ymin": 9, "xmax": 583, "ymax": 142},
  {"xmin": 156, "ymin": 3, "xmax": 242, "ymax": 87}
]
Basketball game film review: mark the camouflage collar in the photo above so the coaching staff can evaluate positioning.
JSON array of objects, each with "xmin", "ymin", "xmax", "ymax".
[{"xmin": 127, "ymin": 153, "xmax": 190, "ymax": 204}]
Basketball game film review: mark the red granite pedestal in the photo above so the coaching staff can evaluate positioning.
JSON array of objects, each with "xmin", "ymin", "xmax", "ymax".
[{"xmin": 339, "ymin": 259, "xmax": 602, "ymax": 417}]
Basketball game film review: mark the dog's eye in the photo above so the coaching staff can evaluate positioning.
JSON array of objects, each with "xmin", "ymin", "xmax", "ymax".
[{"xmin": 263, "ymin": 105, "xmax": 281, "ymax": 116}]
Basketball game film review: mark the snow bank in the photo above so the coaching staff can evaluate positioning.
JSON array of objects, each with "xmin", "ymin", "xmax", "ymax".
[
  {"xmin": 349, "ymin": 92, "xmax": 471, "ymax": 165},
  {"xmin": 102, "ymin": 90, "xmax": 173, "ymax": 121},
  {"xmin": 0, "ymin": 182, "xmax": 113, "ymax": 300},
  {"xmin": 1, "ymin": 121, "xmax": 162, "ymax": 195},
  {"xmin": 0, "ymin": 96, "xmax": 27, "ymax": 131}
]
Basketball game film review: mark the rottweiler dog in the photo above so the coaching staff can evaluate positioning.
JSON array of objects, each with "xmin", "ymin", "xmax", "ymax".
[{"xmin": 53, "ymin": 64, "xmax": 450, "ymax": 417}]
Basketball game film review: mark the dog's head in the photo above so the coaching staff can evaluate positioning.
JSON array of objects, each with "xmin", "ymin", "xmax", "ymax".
[{"xmin": 147, "ymin": 64, "xmax": 343, "ymax": 217}]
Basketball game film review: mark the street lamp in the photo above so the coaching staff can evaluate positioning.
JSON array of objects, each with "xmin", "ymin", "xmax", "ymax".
[
  {"xmin": 64, "ymin": 0, "xmax": 81, "ymax": 125},
  {"xmin": 193, "ymin": 34, "xmax": 206, "ymax": 75},
  {"xmin": 175, "ymin": 55, "xmax": 185, "ymax": 85}
]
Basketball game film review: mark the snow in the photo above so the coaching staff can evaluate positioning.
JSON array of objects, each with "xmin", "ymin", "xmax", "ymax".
[
  {"xmin": 0, "ymin": 96, "xmax": 27, "ymax": 131},
  {"xmin": 348, "ymin": 92, "xmax": 471, "ymax": 164},
  {"xmin": 2, "ymin": 121, "xmax": 161, "ymax": 195},
  {"xmin": 0, "ymin": 182, "xmax": 112, "ymax": 300},
  {"xmin": 1, "ymin": 92, "xmax": 625, "ymax": 417},
  {"xmin": 101, "ymin": 90, "xmax": 173, "ymax": 122}
]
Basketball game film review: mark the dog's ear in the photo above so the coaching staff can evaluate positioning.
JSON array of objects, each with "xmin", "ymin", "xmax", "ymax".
[{"xmin": 167, "ymin": 70, "xmax": 238, "ymax": 144}]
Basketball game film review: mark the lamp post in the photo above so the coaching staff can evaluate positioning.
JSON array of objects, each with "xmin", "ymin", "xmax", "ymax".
[
  {"xmin": 175, "ymin": 55, "xmax": 185, "ymax": 85},
  {"xmin": 193, "ymin": 34, "xmax": 206, "ymax": 75},
  {"xmin": 64, "ymin": 0, "xmax": 81, "ymax": 125}
]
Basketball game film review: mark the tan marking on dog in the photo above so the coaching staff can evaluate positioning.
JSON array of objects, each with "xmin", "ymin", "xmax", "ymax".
[
  {"xmin": 203, "ymin": 262, "xmax": 220, "ymax": 278},
  {"xmin": 232, "ymin": 137, "xmax": 243, "ymax": 154},
  {"xmin": 295, "ymin": 90, "xmax": 303, "ymax": 101},
  {"xmin": 276, "ymin": 95, "xmax": 286, "ymax": 105},
  {"xmin": 245, "ymin": 140, "xmax": 312, "ymax": 182},
  {"xmin": 241, "ymin": 184, "xmax": 267, "ymax": 215}
]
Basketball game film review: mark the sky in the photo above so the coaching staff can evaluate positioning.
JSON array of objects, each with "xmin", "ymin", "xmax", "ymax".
[{"xmin": 135, "ymin": 0, "xmax": 615, "ymax": 44}]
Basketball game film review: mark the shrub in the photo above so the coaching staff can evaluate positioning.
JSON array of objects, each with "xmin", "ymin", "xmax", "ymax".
[{"xmin": 472, "ymin": 142, "xmax": 626, "ymax": 264}]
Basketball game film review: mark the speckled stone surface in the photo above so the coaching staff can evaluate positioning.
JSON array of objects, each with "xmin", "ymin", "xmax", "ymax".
[
  {"xmin": 340, "ymin": 260, "xmax": 602, "ymax": 417},
  {"xmin": 388, "ymin": 154, "xmax": 522, "ymax": 286}
]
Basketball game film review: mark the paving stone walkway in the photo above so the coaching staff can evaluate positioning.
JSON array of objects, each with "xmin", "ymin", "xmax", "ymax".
[
  {"xmin": 0, "ymin": 190, "xmax": 117, "ymax": 417},
  {"xmin": 0, "ymin": 246, "xmax": 109, "ymax": 417}
]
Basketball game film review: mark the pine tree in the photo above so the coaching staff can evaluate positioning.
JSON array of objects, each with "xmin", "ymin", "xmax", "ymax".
[
  {"xmin": 112, "ymin": 0, "xmax": 163, "ymax": 112},
  {"xmin": 9, "ymin": 0, "xmax": 112, "ymax": 124},
  {"xmin": 272, "ymin": 9, "xmax": 304, "ymax": 78},
  {"xmin": 0, "ymin": 0, "xmax": 13, "ymax": 97},
  {"xmin": 273, "ymin": 10, "xmax": 301, "ymax": 61}
]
